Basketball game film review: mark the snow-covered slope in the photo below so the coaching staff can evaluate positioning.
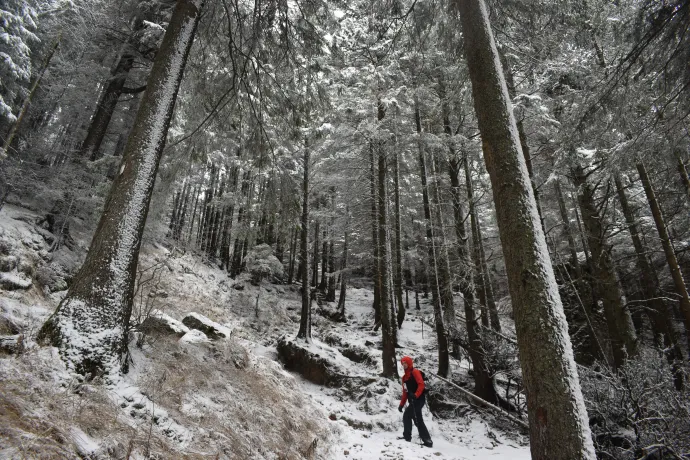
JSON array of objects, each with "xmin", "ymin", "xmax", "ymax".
[{"xmin": 0, "ymin": 204, "xmax": 529, "ymax": 459}]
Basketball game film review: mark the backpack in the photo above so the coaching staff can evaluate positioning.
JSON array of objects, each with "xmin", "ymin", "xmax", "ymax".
[{"xmin": 417, "ymin": 369, "xmax": 429, "ymax": 395}]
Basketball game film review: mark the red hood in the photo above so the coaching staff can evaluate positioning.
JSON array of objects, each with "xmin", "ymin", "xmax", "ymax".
[{"xmin": 401, "ymin": 355, "xmax": 413, "ymax": 370}]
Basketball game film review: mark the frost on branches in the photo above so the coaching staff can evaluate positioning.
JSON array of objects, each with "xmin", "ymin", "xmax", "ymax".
[{"xmin": 0, "ymin": 1, "xmax": 39, "ymax": 122}]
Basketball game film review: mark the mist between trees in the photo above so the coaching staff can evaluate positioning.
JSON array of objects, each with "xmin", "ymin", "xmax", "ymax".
[{"xmin": 1, "ymin": 0, "xmax": 689, "ymax": 458}]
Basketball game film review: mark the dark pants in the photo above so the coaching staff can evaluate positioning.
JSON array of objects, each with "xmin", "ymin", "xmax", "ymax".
[{"xmin": 402, "ymin": 394, "xmax": 431, "ymax": 443}]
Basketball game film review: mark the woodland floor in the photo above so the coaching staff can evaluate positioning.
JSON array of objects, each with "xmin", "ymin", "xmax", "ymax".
[{"xmin": 0, "ymin": 203, "xmax": 529, "ymax": 459}]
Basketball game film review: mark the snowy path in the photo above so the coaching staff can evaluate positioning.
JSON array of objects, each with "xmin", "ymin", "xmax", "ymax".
[{"xmin": 279, "ymin": 287, "xmax": 531, "ymax": 460}]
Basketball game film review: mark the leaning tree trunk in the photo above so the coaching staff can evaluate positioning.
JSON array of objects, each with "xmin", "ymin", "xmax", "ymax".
[
  {"xmin": 615, "ymin": 173, "xmax": 684, "ymax": 389},
  {"xmin": 637, "ymin": 161, "xmax": 690, "ymax": 354},
  {"xmin": 572, "ymin": 165, "xmax": 637, "ymax": 369},
  {"xmin": 37, "ymin": 0, "xmax": 204, "ymax": 377},
  {"xmin": 296, "ymin": 136, "xmax": 312, "ymax": 341},
  {"xmin": 456, "ymin": 0, "xmax": 596, "ymax": 457}
]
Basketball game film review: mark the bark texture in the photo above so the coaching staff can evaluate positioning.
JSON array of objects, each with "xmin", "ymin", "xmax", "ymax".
[{"xmin": 456, "ymin": 0, "xmax": 596, "ymax": 457}]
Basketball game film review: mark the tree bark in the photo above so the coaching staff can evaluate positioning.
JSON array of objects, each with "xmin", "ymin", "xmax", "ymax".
[
  {"xmin": 636, "ymin": 161, "xmax": 690, "ymax": 354},
  {"xmin": 392, "ymin": 108, "xmax": 406, "ymax": 329},
  {"xmin": 456, "ymin": 0, "xmax": 596, "ymax": 457},
  {"xmin": 37, "ymin": 0, "xmax": 204, "ymax": 377},
  {"xmin": 572, "ymin": 165, "xmax": 637, "ymax": 369}
]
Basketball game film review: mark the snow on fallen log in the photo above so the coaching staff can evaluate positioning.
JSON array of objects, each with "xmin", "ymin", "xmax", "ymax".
[{"xmin": 181, "ymin": 312, "xmax": 231, "ymax": 340}]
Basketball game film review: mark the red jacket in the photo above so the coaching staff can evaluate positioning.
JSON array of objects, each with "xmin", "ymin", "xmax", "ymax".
[{"xmin": 399, "ymin": 356, "xmax": 425, "ymax": 406}]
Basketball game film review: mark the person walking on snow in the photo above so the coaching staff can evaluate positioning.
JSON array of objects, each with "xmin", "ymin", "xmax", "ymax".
[{"xmin": 398, "ymin": 355, "xmax": 433, "ymax": 447}]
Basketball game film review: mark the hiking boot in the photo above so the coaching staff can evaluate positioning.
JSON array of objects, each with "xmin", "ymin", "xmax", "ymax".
[
  {"xmin": 397, "ymin": 436, "xmax": 411, "ymax": 442},
  {"xmin": 422, "ymin": 440, "xmax": 433, "ymax": 448}
]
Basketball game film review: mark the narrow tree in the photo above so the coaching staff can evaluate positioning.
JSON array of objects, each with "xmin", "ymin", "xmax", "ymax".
[
  {"xmin": 637, "ymin": 161, "xmax": 690, "ymax": 353},
  {"xmin": 615, "ymin": 173, "xmax": 684, "ymax": 389},
  {"xmin": 38, "ymin": 0, "xmax": 205, "ymax": 377},
  {"xmin": 456, "ymin": 0, "xmax": 596, "ymax": 457},
  {"xmin": 415, "ymin": 97, "xmax": 449, "ymax": 377},
  {"xmin": 572, "ymin": 165, "xmax": 637, "ymax": 369},
  {"xmin": 296, "ymin": 134, "xmax": 312, "ymax": 341}
]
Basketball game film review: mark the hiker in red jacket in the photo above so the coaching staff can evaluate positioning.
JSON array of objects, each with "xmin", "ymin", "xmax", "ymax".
[{"xmin": 398, "ymin": 355, "xmax": 433, "ymax": 447}]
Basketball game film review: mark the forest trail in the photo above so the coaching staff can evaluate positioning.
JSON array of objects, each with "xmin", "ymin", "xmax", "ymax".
[{"xmin": 258, "ymin": 287, "xmax": 531, "ymax": 460}]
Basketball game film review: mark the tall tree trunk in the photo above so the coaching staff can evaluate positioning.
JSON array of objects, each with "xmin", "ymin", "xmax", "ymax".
[
  {"xmin": 572, "ymin": 165, "xmax": 637, "ymax": 369},
  {"xmin": 463, "ymin": 157, "xmax": 501, "ymax": 331},
  {"xmin": 327, "ymin": 197, "xmax": 336, "ymax": 303},
  {"xmin": 337, "ymin": 208, "xmax": 350, "ymax": 315},
  {"xmin": 615, "ymin": 174, "xmax": 684, "ymax": 389},
  {"xmin": 456, "ymin": 0, "xmax": 596, "ymax": 457},
  {"xmin": 674, "ymin": 149, "xmax": 690, "ymax": 202},
  {"xmin": 377, "ymin": 129, "xmax": 397, "ymax": 378},
  {"xmin": 80, "ymin": 33, "xmax": 139, "ymax": 161},
  {"xmin": 392, "ymin": 109, "xmax": 405, "ymax": 329},
  {"xmin": 369, "ymin": 143, "xmax": 382, "ymax": 325},
  {"xmin": 312, "ymin": 219, "xmax": 320, "ymax": 288},
  {"xmin": 319, "ymin": 229, "xmax": 328, "ymax": 291},
  {"xmin": 287, "ymin": 226, "xmax": 298, "ymax": 284},
  {"xmin": 555, "ymin": 179, "xmax": 581, "ymax": 274},
  {"xmin": 188, "ymin": 185, "xmax": 201, "ymax": 244},
  {"xmin": 556, "ymin": 177, "xmax": 606, "ymax": 362},
  {"xmin": 297, "ymin": 135, "xmax": 312, "ymax": 341},
  {"xmin": 449, "ymin": 148, "xmax": 503, "ymax": 404},
  {"xmin": 415, "ymin": 97, "xmax": 449, "ymax": 378},
  {"xmin": 637, "ymin": 161, "xmax": 690, "ymax": 353},
  {"xmin": 38, "ymin": 0, "xmax": 204, "ymax": 377},
  {"xmin": 499, "ymin": 50, "xmax": 544, "ymax": 229}
]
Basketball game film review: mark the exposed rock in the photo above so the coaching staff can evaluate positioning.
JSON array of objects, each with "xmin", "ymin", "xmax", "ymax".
[
  {"xmin": 0, "ymin": 315, "xmax": 20, "ymax": 335},
  {"xmin": 277, "ymin": 335, "xmax": 345, "ymax": 386},
  {"xmin": 140, "ymin": 311, "xmax": 190, "ymax": 337},
  {"xmin": 0, "ymin": 255, "xmax": 18, "ymax": 272},
  {"xmin": 179, "ymin": 329, "xmax": 210, "ymax": 344},
  {"xmin": 0, "ymin": 334, "xmax": 24, "ymax": 355},
  {"xmin": 182, "ymin": 312, "xmax": 231, "ymax": 340}
]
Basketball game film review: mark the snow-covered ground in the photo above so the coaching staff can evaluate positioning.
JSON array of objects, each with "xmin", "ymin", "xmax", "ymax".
[{"xmin": 0, "ymin": 204, "xmax": 529, "ymax": 459}]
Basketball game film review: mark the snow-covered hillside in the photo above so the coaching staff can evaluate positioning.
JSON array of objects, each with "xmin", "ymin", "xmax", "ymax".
[{"xmin": 1, "ymin": 204, "xmax": 528, "ymax": 459}]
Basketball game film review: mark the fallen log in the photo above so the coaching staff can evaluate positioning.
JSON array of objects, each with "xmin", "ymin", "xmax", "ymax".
[{"xmin": 431, "ymin": 372, "xmax": 529, "ymax": 431}]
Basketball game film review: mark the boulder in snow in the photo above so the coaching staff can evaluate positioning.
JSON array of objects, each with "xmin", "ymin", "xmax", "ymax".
[
  {"xmin": 140, "ymin": 310, "xmax": 190, "ymax": 337},
  {"xmin": 182, "ymin": 312, "xmax": 231, "ymax": 340},
  {"xmin": 179, "ymin": 329, "xmax": 210, "ymax": 344}
]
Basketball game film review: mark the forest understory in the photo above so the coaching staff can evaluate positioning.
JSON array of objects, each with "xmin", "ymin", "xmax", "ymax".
[{"xmin": 1, "ymin": 0, "xmax": 690, "ymax": 459}]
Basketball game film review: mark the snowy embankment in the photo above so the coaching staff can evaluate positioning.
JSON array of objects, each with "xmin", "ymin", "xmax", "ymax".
[{"xmin": 1, "ymin": 203, "xmax": 529, "ymax": 459}]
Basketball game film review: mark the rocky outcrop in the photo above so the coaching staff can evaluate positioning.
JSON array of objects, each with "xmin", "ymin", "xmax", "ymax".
[
  {"xmin": 140, "ymin": 311, "xmax": 190, "ymax": 337},
  {"xmin": 181, "ymin": 313, "xmax": 231, "ymax": 340}
]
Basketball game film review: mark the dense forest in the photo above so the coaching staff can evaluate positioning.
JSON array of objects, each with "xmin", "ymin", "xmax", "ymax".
[{"xmin": 1, "ymin": 0, "xmax": 689, "ymax": 458}]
